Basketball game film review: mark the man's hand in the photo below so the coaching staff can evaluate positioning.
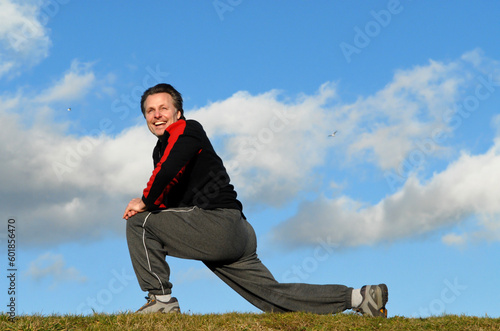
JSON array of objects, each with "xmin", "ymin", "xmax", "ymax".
[{"xmin": 123, "ymin": 198, "xmax": 147, "ymax": 220}]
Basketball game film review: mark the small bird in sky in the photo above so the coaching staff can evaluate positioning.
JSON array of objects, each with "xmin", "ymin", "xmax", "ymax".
[
  {"xmin": 328, "ymin": 130, "xmax": 337, "ymax": 137},
  {"xmin": 67, "ymin": 107, "xmax": 72, "ymax": 111}
]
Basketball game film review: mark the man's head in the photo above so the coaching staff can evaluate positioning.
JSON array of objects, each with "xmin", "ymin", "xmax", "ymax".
[{"xmin": 141, "ymin": 84, "xmax": 185, "ymax": 137}]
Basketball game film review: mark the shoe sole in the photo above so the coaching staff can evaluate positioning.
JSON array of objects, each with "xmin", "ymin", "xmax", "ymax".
[
  {"xmin": 138, "ymin": 305, "xmax": 181, "ymax": 314},
  {"xmin": 137, "ymin": 297, "xmax": 181, "ymax": 314}
]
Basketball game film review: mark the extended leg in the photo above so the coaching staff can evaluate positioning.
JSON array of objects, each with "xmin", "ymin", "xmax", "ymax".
[{"xmin": 205, "ymin": 217, "xmax": 352, "ymax": 314}]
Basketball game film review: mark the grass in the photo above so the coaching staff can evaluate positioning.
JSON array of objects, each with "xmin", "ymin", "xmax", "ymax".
[{"xmin": 1, "ymin": 312, "xmax": 499, "ymax": 330}]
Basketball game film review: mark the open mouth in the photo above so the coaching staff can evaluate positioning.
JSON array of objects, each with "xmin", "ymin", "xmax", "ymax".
[{"xmin": 155, "ymin": 121, "xmax": 167, "ymax": 126}]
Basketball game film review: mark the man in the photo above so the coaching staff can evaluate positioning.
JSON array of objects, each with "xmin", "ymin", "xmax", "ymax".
[{"xmin": 123, "ymin": 83, "xmax": 389, "ymax": 317}]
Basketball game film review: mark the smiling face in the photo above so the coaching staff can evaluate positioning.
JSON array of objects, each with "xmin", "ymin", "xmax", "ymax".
[{"xmin": 144, "ymin": 92, "xmax": 182, "ymax": 137}]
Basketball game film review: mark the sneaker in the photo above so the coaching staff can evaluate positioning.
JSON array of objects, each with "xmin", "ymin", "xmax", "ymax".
[
  {"xmin": 136, "ymin": 293, "xmax": 181, "ymax": 314},
  {"xmin": 356, "ymin": 284, "xmax": 388, "ymax": 317}
]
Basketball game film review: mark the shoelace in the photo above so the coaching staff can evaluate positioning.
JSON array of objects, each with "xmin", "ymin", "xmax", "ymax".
[{"xmin": 138, "ymin": 296, "xmax": 155, "ymax": 310}]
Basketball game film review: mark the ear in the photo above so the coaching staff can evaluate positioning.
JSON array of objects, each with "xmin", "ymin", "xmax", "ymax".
[{"xmin": 177, "ymin": 111, "xmax": 181, "ymax": 120}]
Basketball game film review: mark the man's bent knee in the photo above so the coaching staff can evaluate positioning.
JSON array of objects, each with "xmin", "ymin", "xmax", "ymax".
[{"xmin": 127, "ymin": 212, "xmax": 148, "ymax": 229}]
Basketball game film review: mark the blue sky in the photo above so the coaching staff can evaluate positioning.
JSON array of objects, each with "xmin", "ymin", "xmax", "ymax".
[{"xmin": 1, "ymin": 0, "xmax": 500, "ymax": 318}]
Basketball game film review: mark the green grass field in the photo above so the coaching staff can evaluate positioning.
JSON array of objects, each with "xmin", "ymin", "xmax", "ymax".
[{"xmin": 1, "ymin": 312, "xmax": 499, "ymax": 330}]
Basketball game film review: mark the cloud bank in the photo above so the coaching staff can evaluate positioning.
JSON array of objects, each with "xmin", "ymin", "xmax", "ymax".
[
  {"xmin": 271, "ymin": 140, "xmax": 500, "ymax": 247},
  {"xmin": 0, "ymin": 60, "xmax": 155, "ymax": 245},
  {"xmin": 1, "ymin": 48, "xmax": 499, "ymax": 248}
]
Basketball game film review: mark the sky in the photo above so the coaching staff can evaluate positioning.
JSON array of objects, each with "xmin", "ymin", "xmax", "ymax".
[{"xmin": 1, "ymin": 0, "xmax": 500, "ymax": 318}]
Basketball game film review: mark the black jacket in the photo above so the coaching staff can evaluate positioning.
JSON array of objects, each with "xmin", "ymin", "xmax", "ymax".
[{"xmin": 141, "ymin": 119, "xmax": 242, "ymax": 212}]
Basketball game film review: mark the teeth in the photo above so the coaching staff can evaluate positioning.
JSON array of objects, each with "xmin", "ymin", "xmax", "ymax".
[{"xmin": 155, "ymin": 122, "xmax": 166, "ymax": 126}]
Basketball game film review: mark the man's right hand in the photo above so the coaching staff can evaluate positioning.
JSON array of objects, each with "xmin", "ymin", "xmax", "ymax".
[{"xmin": 123, "ymin": 198, "xmax": 147, "ymax": 220}]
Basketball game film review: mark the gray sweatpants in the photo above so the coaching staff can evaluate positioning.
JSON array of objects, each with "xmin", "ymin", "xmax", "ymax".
[{"xmin": 126, "ymin": 206, "xmax": 352, "ymax": 314}]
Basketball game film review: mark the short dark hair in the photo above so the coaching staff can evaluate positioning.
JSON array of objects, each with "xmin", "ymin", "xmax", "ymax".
[{"xmin": 140, "ymin": 83, "xmax": 185, "ymax": 119}]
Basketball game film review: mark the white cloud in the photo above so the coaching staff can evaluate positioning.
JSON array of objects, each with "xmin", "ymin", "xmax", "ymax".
[
  {"xmin": 35, "ymin": 60, "xmax": 96, "ymax": 103},
  {"xmin": 0, "ymin": 0, "xmax": 51, "ymax": 77},
  {"xmin": 344, "ymin": 59, "xmax": 469, "ymax": 170},
  {"xmin": 188, "ymin": 83, "xmax": 338, "ymax": 205},
  {"xmin": 442, "ymin": 233, "xmax": 467, "ymax": 246},
  {"xmin": 442, "ymin": 213, "xmax": 500, "ymax": 247},
  {"xmin": 25, "ymin": 252, "xmax": 87, "ymax": 288},
  {"xmin": 271, "ymin": 138, "xmax": 500, "ymax": 248},
  {"xmin": 187, "ymin": 50, "xmax": 497, "ymax": 205},
  {"xmin": 0, "ymin": 61, "xmax": 154, "ymax": 245},
  {"xmin": 0, "ymin": 107, "xmax": 154, "ymax": 244}
]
